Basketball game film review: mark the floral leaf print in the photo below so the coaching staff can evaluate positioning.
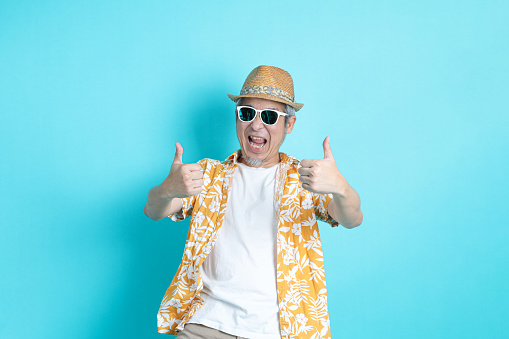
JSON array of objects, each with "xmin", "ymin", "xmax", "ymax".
[
  {"xmin": 296, "ymin": 252, "xmax": 310, "ymax": 274},
  {"xmin": 308, "ymin": 261, "xmax": 325, "ymax": 283},
  {"xmin": 308, "ymin": 294, "xmax": 328, "ymax": 322},
  {"xmin": 304, "ymin": 230, "xmax": 323, "ymax": 256},
  {"xmin": 159, "ymin": 153, "xmax": 336, "ymax": 338}
]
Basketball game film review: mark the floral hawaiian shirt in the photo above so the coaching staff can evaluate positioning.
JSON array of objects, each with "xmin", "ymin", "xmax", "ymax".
[{"xmin": 157, "ymin": 150, "xmax": 339, "ymax": 338}]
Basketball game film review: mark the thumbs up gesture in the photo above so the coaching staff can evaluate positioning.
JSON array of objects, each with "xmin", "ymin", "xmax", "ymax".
[
  {"xmin": 299, "ymin": 136, "xmax": 348, "ymax": 195},
  {"xmin": 161, "ymin": 142, "xmax": 204, "ymax": 199}
]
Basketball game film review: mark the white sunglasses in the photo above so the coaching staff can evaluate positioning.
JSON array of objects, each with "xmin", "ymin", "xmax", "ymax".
[{"xmin": 236, "ymin": 106, "xmax": 288, "ymax": 126}]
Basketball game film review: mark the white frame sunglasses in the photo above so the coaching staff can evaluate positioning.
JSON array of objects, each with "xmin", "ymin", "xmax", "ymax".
[{"xmin": 236, "ymin": 106, "xmax": 288, "ymax": 126}]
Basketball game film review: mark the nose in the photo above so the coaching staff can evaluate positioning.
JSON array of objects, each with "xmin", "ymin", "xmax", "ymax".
[{"xmin": 250, "ymin": 112, "xmax": 265, "ymax": 130}]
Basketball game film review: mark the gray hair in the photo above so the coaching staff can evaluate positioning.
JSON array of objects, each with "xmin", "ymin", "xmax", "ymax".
[
  {"xmin": 283, "ymin": 104, "xmax": 296, "ymax": 126},
  {"xmin": 236, "ymin": 98, "xmax": 295, "ymax": 127}
]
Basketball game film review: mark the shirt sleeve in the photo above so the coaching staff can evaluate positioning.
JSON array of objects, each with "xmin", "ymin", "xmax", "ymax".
[
  {"xmin": 168, "ymin": 195, "xmax": 195, "ymax": 221},
  {"xmin": 167, "ymin": 158, "xmax": 210, "ymax": 222},
  {"xmin": 312, "ymin": 192, "xmax": 339, "ymax": 227}
]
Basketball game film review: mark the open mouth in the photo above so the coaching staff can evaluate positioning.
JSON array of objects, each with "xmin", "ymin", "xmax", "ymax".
[{"xmin": 248, "ymin": 136, "xmax": 267, "ymax": 150}]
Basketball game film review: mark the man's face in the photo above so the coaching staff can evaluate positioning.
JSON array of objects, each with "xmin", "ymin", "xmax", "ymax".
[{"xmin": 236, "ymin": 97, "xmax": 296, "ymax": 168}]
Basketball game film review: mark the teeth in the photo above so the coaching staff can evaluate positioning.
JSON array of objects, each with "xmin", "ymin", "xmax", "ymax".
[
  {"xmin": 249, "ymin": 141, "xmax": 264, "ymax": 149},
  {"xmin": 248, "ymin": 136, "xmax": 266, "ymax": 149}
]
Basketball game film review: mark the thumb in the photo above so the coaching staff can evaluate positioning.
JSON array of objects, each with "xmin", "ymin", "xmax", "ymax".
[
  {"xmin": 323, "ymin": 136, "xmax": 334, "ymax": 160},
  {"xmin": 173, "ymin": 142, "xmax": 183, "ymax": 164}
]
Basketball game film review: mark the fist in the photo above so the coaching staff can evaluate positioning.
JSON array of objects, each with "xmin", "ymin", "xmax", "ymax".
[
  {"xmin": 161, "ymin": 142, "xmax": 204, "ymax": 199},
  {"xmin": 298, "ymin": 136, "xmax": 347, "ymax": 195}
]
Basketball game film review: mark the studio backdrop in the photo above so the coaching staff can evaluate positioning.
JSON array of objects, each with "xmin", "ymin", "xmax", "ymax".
[{"xmin": 1, "ymin": 1, "xmax": 508, "ymax": 338}]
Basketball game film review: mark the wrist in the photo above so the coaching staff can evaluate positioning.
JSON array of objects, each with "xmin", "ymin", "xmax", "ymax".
[
  {"xmin": 158, "ymin": 185, "xmax": 177, "ymax": 201},
  {"xmin": 332, "ymin": 183, "xmax": 349, "ymax": 198}
]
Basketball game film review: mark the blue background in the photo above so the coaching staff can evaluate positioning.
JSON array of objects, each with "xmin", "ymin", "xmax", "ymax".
[{"xmin": 1, "ymin": 1, "xmax": 508, "ymax": 338}]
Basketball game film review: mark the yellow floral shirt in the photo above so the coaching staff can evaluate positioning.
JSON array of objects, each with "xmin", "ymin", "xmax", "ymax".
[{"xmin": 157, "ymin": 151, "xmax": 339, "ymax": 338}]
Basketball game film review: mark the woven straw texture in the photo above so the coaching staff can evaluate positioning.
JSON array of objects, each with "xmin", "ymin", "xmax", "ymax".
[{"xmin": 228, "ymin": 65, "xmax": 304, "ymax": 111}]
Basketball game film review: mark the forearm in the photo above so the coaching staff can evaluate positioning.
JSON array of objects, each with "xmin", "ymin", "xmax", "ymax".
[
  {"xmin": 144, "ymin": 184, "xmax": 183, "ymax": 221},
  {"xmin": 328, "ymin": 185, "xmax": 363, "ymax": 229}
]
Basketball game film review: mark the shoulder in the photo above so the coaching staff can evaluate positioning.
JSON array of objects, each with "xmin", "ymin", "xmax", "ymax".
[
  {"xmin": 279, "ymin": 152, "xmax": 301, "ymax": 172},
  {"xmin": 196, "ymin": 158, "xmax": 222, "ymax": 175},
  {"xmin": 197, "ymin": 154, "xmax": 237, "ymax": 180},
  {"xmin": 197, "ymin": 158, "xmax": 221, "ymax": 168}
]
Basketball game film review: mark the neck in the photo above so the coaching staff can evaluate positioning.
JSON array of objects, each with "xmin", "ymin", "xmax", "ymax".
[{"xmin": 239, "ymin": 152, "xmax": 280, "ymax": 168}]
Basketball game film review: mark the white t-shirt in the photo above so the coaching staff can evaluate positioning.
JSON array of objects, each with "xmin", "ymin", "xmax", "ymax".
[{"xmin": 189, "ymin": 163, "xmax": 281, "ymax": 339}]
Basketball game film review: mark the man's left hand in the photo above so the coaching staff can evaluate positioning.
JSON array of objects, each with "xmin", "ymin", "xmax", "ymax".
[{"xmin": 299, "ymin": 136, "xmax": 349, "ymax": 196}]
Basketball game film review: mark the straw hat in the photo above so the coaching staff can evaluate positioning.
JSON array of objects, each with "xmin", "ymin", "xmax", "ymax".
[{"xmin": 228, "ymin": 65, "xmax": 304, "ymax": 111}]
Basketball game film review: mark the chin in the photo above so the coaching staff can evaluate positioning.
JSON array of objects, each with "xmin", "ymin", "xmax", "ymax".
[
  {"xmin": 244, "ymin": 156, "xmax": 264, "ymax": 167},
  {"xmin": 240, "ymin": 149, "xmax": 264, "ymax": 167}
]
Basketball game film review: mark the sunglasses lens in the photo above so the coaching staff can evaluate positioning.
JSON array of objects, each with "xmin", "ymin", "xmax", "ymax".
[
  {"xmin": 261, "ymin": 110, "xmax": 279, "ymax": 125},
  {"xmin": 238, "ymin": 107, "xmax": 256, "ymax": 122}
]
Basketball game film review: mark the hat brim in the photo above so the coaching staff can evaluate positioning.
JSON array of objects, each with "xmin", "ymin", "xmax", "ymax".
[{"xmin": 228, "ymin": 93, "xmax": 303, "ymax": 111}]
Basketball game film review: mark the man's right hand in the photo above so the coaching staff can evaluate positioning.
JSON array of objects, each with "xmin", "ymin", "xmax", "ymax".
[
  {"xmin": 160, "ymin": 142, "xmax": 204, "ymax": 200},
  {"xmin": 144, "ymin": 142, "xmax": 204, "ymax": 220}
]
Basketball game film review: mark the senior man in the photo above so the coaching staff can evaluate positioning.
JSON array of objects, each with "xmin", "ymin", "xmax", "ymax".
[{"xmin": 145, "ymin": 65, "xmax": 363, "ymax": 339}]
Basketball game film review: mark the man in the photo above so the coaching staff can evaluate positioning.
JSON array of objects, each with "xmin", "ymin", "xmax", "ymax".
[{"xmin": 145, "ymin": 66, "xmax": 363, "ymax": 339}]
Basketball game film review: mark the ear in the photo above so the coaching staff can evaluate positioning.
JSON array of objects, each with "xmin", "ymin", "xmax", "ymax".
[{"xmin": 286, "ymin": 116, "xmax": 297, "ymax": 134}]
